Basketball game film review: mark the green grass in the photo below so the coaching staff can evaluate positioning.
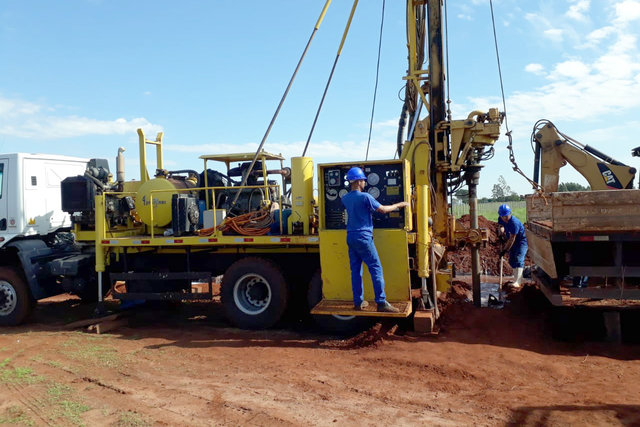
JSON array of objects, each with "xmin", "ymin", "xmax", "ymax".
[
  {"xmin": 61, "ymin": 338, "xmax": 122, "ymax": 369},
  {"xmin": 51, "ymin": 400, "xmax": 90, "ymax": 426},
  {"xmin": 116, "ymin": 410, "xmax": 151, "ymax": 427},
  {"xmin": 453, "ymin": 201, "xmax": 527, "ymax": 223},
  {"xmin": 0, "ymin": 406, "xmax": 34, "ymax": 426},
  {"xmin": 46, "ymin": 382, "xmax": 91, "ymax": 426},
  {"xmin": 0, "ymin": 356, "xmax": 91, "ymax": 426},
  {"xmin": 0, "ymin": 366, "xmax": 43, "ymax": 385}
]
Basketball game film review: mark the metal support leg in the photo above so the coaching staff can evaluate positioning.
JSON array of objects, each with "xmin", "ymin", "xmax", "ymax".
[
  {"xmin": 466, "ymin": 166, "xmax": 482, "ymax": 307},
  {"xmin": 98, "ymin": 271, "xmax": 103, "ymax": 303},
  {"xmin": 94, "ymin": 271, "xmax": 107, "ymax": 316}
]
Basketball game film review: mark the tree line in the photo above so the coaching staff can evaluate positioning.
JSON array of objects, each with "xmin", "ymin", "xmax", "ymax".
[{"xmin": 454, "ymin": 175, "xmax": 590, "ymax": 203}]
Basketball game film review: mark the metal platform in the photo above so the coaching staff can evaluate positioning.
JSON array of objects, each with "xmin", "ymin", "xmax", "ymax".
[{"xmin": 310, "ymin": 299, "xmax": 412, "ymax": 318}]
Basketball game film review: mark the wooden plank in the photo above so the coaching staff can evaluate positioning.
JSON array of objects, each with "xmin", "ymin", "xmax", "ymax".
[
  {"xmin": 551, "ymin": 190, "xmax": 640, "ymax": 232},
  {"xmin": 526, "ymin": 195, "xmax": 552, "ymax": 222},
  {"xmin": 525, "ymin": 230, "xmax": 558, "ymax": 278},
  {"xmin": 311, "ymin": 299, "xmax": 411, "ymax": 318},
  {"xmin": 92, "ymin": 318, "xmax": 130, "ymax": 334},
  {"xmin": 64, "ymin": 313, "xmax": 124, "ymax": 330},
  {"xmin": 413, "ymin": 310, "xmax": 434, "ymax": 333}
]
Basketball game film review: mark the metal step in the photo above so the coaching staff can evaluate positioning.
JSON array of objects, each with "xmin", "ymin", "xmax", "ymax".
[{"xmin": 310, "ymin": 299, "xmax": 412, "ymax": 318}]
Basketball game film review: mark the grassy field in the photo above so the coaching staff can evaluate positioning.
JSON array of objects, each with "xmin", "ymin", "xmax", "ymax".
[{"xmin": 452, "ymin": 201, "xmax": 527, "ymax": 222}]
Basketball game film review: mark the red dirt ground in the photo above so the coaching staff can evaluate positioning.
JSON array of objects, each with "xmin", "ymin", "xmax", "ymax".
[{"xmin": 1, "ymin": 282, "xmax": 640, "ymax": 426}]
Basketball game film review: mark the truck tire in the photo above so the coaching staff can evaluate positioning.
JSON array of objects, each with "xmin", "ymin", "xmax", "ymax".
[
  {"xmin": 0, "ymin": 267, "xmax": 32, "ymax": 326},
  {"xmin": 307, "ymin": 270, "xmax": 372, "ymax": 335},
  {"xmin": 221, "ymin": 257, "xmax": 288, "ymax": 329}
]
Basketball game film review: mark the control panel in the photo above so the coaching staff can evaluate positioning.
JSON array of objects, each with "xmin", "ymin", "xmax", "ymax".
[{"xmin": 321, "ymin": 161, "xmax": 407, "ymax": 230}]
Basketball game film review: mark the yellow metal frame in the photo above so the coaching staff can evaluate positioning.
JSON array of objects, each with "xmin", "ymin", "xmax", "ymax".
[
  {"xmin": 200, "ymin": 151, "xmax": 285, "ymax": 210},
  {"xmin": 314, "ymin": 159, "xmax": 412, "ymax": 317},
  {"xmin": 137, "ymin": 129, "xmax": 163, "ymax": 183}
]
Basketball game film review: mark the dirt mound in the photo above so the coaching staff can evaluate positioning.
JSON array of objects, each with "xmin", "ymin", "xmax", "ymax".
[{"xmin": 448, "ymin": 215, "xmax": 532, "ymax": 276}]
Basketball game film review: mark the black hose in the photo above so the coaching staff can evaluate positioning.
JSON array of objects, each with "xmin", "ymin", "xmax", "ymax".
[{"xmin": 397, "ymin": 102, "xmax": 408, "ymax": 157}]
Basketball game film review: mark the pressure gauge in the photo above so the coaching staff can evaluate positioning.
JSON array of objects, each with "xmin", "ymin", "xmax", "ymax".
[
  {"xmin": 326, "ymin": 188, "xmax": 338, "ymax": 201},
  {"xmin": 367, "ymin": 187, "xmax": 380, "ymax": 199},
  {"xmin": 338, "ymin": 189, "xmax": 348, "ymax": 199},
  {"xmin": 367, "ymin": 172, "xmax": 380, "ymax": 186}
]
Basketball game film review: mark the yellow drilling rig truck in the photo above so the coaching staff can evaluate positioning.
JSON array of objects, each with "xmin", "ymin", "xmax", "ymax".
[{"xmin": 0, "ymin": 1, "xmax": 502, "ymax": 331}]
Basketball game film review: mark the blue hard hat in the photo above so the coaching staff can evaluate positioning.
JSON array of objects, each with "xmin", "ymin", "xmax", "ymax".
[
  {"xmin": 498, "ymin": 204, "xmax": 512, "ymax": 217},
  {"xmin": 346, "ymin": 167, "xmax": 366, "ymax": 181}
]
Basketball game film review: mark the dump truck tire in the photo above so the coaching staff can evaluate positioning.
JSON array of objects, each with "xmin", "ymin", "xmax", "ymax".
[
  {"xmin": 0, "ymin": 267, "xmax": 32, "ymax": 326},
  {"xmin": 307, "ymin": 270, "xmax": 371, "ymax": 334},
  {"xmin": 221, "ymin": 257, "xmax": 288, "ymax": 329}
]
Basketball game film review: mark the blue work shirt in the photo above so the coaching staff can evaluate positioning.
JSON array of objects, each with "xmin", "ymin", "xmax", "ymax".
[
  {"xmin": 498, "ymin": 215, "xmax": 527, "ymax": 246},
  {"xmin": 341, "ymin": 190, "xmax": 381, "ymax": 235}
]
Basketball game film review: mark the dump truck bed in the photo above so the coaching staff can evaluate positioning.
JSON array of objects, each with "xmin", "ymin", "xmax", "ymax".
[
  {"xmin": 527, "ymin": 189, "xmax": 640, "ymax": 234},
  {"xmin": 526, "ymin": 190, "xmax": 640, "ymax": 305}
]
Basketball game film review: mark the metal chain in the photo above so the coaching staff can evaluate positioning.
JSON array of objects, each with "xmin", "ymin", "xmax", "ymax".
[
  {"xmin": 489, "ymin": 0, "xmax": 541, "ymax": 193},
  {"xmin": 506, "ymin": 130, "xmax": 542, "ymax": 192}
]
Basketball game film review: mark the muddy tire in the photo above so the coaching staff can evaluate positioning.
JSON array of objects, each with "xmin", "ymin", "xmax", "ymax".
[
  {"xmin": 0, "ymin": 267, "xmax": 32, "ymax": 326},
  {"xmin": 221, "ymin": 257, "xmax": 288, "ymax": 329},
  {"xmin": 307, "ymin": 270, "xmax": 372, "ymax": 335}
]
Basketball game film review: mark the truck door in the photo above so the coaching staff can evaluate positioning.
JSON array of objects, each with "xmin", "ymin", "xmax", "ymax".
[{"xmin": 0, "ymin": 158, "xmax": 7, "ymax": 232}]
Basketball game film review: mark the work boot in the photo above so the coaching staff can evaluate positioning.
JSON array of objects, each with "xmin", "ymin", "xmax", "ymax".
[
  {"xmin": 377, "ymin": 301, "xmax": 400, "ymax": 313},
  {"xmin": 354, "ymin": 301, "xmax": 369, "ymax": 310},
  {"xmin": 512, "ymin": 267, "xmax": 524, "ymax": 288}
]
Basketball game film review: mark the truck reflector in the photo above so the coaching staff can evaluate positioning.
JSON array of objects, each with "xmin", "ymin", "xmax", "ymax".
[{"xmin": 578, "ymin": 235, "xmax": 609, "ymax": 242}]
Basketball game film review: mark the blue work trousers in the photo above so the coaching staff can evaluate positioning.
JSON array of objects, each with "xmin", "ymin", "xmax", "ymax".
[
  {"xmin": 509, "ymin": 241, "xmax": 528, "ymax": 268},
  {"xmin": 347, "ymin": 232, "xmax": 386, "ymax": 305}
]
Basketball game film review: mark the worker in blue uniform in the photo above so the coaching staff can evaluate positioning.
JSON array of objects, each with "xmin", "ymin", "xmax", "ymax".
[
  {"xmin": 497, "ymin": 203, "xmax": 528, "ymax": 288},
  {"xmin": 341, "ymin": 167, "xmax": 409, "ymax": 312}
]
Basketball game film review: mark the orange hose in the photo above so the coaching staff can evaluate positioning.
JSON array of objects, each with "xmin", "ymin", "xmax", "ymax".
[{"xmin": 199, "ymin": 209, "xmax": 273, "ymax": 236}]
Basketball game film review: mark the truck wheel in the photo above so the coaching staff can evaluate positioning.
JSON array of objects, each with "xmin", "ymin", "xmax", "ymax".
[
  {"xmin": 0, "ymin": 267, "xmax": 32, "ymax": 326},
  {"xmin": 221, "ymin": 257, "xmax": 288, "ymax": 329},
  {"xmin": 307, "ymin": 270, "xmax": 371, "ymax": 335}
]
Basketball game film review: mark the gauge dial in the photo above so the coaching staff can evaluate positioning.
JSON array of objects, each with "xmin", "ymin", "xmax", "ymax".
[
  {"xmin": 338, "ymin": 189, "xmax": 348, "ymax": 199},
  {"xmin": 367, "ymin": 172, "xmax": 380, "ymax": 186},
  {"xmin": 326, "ymin": 188, "xmax": 338, "ymax": 201},
  {"xmin": 367, "ymin": 187, "xmax": 380, "ymax": 199}
]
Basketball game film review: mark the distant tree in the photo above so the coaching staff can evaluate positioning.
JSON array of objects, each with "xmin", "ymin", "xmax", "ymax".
[
  {"xmin": 558, "ymin": 182, "xmax": 590, "ymax": 192},
  {"xmin": 504, "ymin": 193, "xmax": 524, "ymax": 202},
  {"xmin": 454, "ymin": 188, "xmax": 469, "ymax": 203},
  {"xmin": 491, "ymin": 175, "xmax": 518, "ymax": 201}
]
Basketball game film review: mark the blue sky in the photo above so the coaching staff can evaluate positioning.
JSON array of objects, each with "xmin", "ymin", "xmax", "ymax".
[{"xmin": 1, "ymin": 0, "xmax": 640, "ymax": 197}]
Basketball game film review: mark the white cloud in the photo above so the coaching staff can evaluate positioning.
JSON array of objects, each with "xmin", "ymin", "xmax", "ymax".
[
  {"xmin": 614, "ymin": 0, "xmax": 640, "ymax": 23},
  {"xmin": 585, "ymin": 26, "xmax": 615, "ymax": 47},
  {"xmin": 566, "ymin": 0, "xmax": 590, "ymax": 21},
  {"xmin": 552, "ymin": 60, "xmax": 590, "ymax": 79},
  {"xmin": 0, "ymin": 95, "xmax": 162, "ymax": 139},
  {"xmin": 543, "ymin": 28, "xmax": 564, "ymax": 42},
  {"xmin": 0, "ymin": 97, "xmax": 42, "ymax": 117},
  {"xmin": 457, "ymin": 14, "xmax": 473, "ymax": 21},
  {"xmin": 525, "ymin": 63, "xmax": 545, "ymax": 75},
  {"xmin": 164, "ymin": 119, "xmax": 400, "ymax": 165}
]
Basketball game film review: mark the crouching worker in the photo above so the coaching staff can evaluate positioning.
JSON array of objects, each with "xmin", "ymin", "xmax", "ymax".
[
  {"xmin": 497, "ymin": 203, "xmax": 528, "ymax": 288},
  {"xmin": 341, "ymin": 167, "xmax": 409, "ymax": 313}
]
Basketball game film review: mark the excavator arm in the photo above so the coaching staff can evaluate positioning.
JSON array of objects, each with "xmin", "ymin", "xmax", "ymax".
[{"xmin": 532, "ymin": 120, "xmax": 636, "ymax": 192}]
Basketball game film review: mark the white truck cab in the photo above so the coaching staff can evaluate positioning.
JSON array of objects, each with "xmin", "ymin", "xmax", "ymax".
[
  {"xmin": 0, "ymin": 153, "xmax": 89, "ymax": 325},
  {"xmin": 0, "ymin": 153, "xmax": 88, "ymax": 246}
]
